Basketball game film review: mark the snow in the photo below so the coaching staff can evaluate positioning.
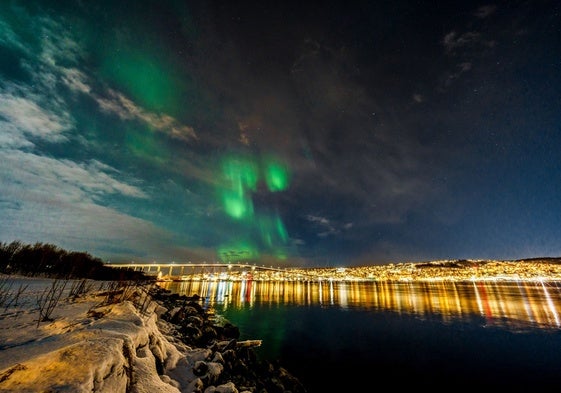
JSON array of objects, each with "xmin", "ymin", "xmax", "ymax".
[{"xmin": 0, "ymin": 275, "xmax": 208, "ymax": 393}]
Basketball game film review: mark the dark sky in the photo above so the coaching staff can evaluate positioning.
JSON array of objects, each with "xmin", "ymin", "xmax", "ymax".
[{"xmin": 1, "ymin": 0, "xmax": 560, "ymax": 266}]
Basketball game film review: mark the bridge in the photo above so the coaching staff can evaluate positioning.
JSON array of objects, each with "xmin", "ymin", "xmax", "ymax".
[{"xmin": 107, "ymin": 262, "xmax": 322, "ymax": 281}]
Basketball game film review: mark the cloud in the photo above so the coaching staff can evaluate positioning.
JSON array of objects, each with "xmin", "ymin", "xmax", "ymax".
[
  {"xmin": 0, "ymin": 89, "xmax": 73, "ymax": 143},
  {"xmin": 0, "ymin": 18, "xmax": 29, "ymax": 54},
  {"xmin": 62, "ymin": 68, "xmax": 91, "ymax": 94},
  {"xmin": 0, "ymin": 9, "xmax": 209, "ymax": 260},
  {"xmin": 0, "ymin": 3, "xmax": 234, "ymax": 261},
  {"xmin": 0, "ymin": 147, "xmax": 170, "ymax": 260},
  {"xmin": 442, "ymin": 31, "xmax": 481, "ymax": 53},
  {"xmin": 0, "ymin": 122, "xmax": 34, "ymax": 149},
  {"xmin": 37, "ymin": 16, "xmax": 83, "ymax": 67},
  {"xmin": 269, "ymin": 39, "xmax": 442, "ymax": 228},
  {"xmin": 0, "ymin": 12, "xmax": 79, "ymax": 147},
  {"xmin": 305, "ymin": 215, "xmax": 354, "ymax": 238},
  {"xmin": 442, "ymin": 62, "xmax": 473, "ymax": 87},
  {"xmin": 306, "ymin": 215, "xmax": 330, "ymax": 226},
  {"xmin": 439, "ymin": 6, "xmax": 499, "ymax": 90},
  {"xmin": 441, "ymin": 5, "xmax": 499, "ymax": 57},
  {"xmin": 95, "ymin": 89, "xmax": 197, "ymax": 142},
  {"xmin": 0, "ymin": 149, "xmax": 147, "ymax": 202},
  {"xmin": 59, "ymin": 66, "xmax": 198, "ymax": 143},
  {"xmin": 474, "ymin": 5, "xmax": 497, "ymax": 19},
  {"xmin": 60, "ymin": 66, "xmax": 197, "ymax": 145},
  {"xmin": 0, "ymin": 197, "xmax": 174, "ymax": 261},
  {"xmin": 2, "ymin": 8, "xmax": 197, "ymax": 146},
  {"xmin": 305, "ymin": 215, "xmax": 338, "ymax": 237}
]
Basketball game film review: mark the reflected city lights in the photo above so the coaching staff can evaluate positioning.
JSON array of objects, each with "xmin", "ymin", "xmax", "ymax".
[{"xmin": 159, "ymin": 279, "xmax": 561, "ymax": 331}]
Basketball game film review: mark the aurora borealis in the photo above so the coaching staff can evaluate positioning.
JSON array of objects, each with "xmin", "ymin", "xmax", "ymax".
[
  {"xmin": 217, "ymin": 154, "xmax": 290, "ymax": 260},
  {"xmin": 1, "ymin": 1, "xmax": 560, "ymax": 266}
]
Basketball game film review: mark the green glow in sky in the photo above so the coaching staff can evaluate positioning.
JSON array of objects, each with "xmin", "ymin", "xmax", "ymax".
[
  {"xmin": 222, "ymin": 190, "xmax": 253, "ymax": 219},
  {"xmin": 125, "ymin": 127, "xmax": 167, "ymax": 164},
  {"xmin": 258, "ymin": 214, "xmax": 289, "ymax": 247},
  {"xmin": 222, "ymin": 157, "xmax": 259, "ymax": 193},
  {"xmin": 218, "ymin": 242, "xmax": 259, "ymax": 262},
  {"xmin": 100, "ymin": 49, "xmax": 180, "ymax": 114},
  {"xmin": 221, "ymin": 157, "xmax": 259, "ymax": 219},
  {"xmin": 275, "ymin": 216, "xmax": 289, "ymax": 243},
  {"xmin": 217, "ymin": 154, "xmax": 291, "ymax": 261},
  {"xmin": 264, "ymin": 159, "xmax": 289, "ymax": 192}
]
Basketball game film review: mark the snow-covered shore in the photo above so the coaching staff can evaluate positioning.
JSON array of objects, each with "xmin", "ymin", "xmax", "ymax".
[{"xmin": 0, "ymin": 276, "xmax": 305, "ymax": 393}]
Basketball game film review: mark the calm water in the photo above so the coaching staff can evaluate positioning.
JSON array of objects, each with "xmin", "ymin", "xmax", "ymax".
[{"xmin": 158, "ymin": 280, "xmax": 561, "ymax": 392}]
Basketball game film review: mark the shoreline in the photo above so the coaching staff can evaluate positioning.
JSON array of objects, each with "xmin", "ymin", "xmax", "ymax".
[
  {"xmin": 0, "ymin": 276, "xmax": 307, "ymax": 392},
  {"xmin": 150, "ymin": 285, "xmax": 307, "ymax": 393}
]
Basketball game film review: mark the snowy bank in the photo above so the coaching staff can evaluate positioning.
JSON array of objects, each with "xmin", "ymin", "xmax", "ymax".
[{"xmin": 0, "ymin": 276, "xmax": 305, "ymax": 393}]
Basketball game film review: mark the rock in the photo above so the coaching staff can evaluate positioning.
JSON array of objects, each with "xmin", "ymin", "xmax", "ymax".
[
  {"xmin": 186, "ymin": 377, "xmax": 204, "ymax": 393},
  {"xmin": 186, "ymin": 348, "xmax": 212, "ymax": 364},
  {"xmin": 187, "ymin": 315, "xmax": 204, "ymax": 326},
  {"xmin": 148, "ymin": 287, "xmax": 307, "ymax": 393},
  {"xmin": 193, "ymin": 360, "xmax": 209, "ymax": 376},
  {"xmin": 211, "ymin": 351, "xmax": 225, "ymax": 364},
  {"xmin": 205, "ymin": 361, "xmax": 224, "ymax": 384},
  {"xmin": 204, "ymin": 381, "xmax": 239, "ymax": 393}
]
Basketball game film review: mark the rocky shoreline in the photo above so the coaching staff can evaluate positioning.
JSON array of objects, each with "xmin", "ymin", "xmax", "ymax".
[
  {"xmin": 149, "ymin": 285, "xmax": 307, "ymax": 393},
  {"xmin": 0, "ymin": 277, "xmax": 307, "ymax": 393}
]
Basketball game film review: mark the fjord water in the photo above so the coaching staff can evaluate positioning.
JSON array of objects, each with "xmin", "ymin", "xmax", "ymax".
[{"xmin": 158, "ymin": 280, "xmax": 561, "ymax": 392}]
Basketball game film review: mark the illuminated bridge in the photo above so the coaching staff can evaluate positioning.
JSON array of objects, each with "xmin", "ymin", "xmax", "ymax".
[{"xmin": 107, "ymin": 262, "xmax": 322, "ymax": 281}]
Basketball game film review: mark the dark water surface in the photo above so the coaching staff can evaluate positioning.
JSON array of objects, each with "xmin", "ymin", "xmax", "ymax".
[{"xmin": 158, "ymin": 280, "xmax": 561, "ymax": 392}]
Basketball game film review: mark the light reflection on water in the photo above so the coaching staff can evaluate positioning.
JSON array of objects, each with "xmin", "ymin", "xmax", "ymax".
[
  {"xmin": 159, "ymin": 279, "xmax": 561, "ymax": 391},
  {"xmin": 157, "ymin": 279, "xmax": 561, "ymax": 331}
]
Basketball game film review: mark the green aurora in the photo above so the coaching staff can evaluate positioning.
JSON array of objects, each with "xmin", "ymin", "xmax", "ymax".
[
  {"xmin": 2, "ymin": 0, "xmax": 561, "ymax": 266},
  {"xmin": 218, "ymin": 155, "xmax": 290, "ymax": 262}
]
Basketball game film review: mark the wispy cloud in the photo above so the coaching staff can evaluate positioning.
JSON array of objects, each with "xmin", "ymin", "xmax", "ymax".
[
  {"xmin": 0, "ymin": 148, "xmax": 167, "ymax": 260},
  {"xmin": 95, "ymin": 88, "xmax": 197, "ymax": 142},
  {"xmin": 1, "ymin": 8, "xmax": 197, "ymax": 145},
  {"xmin": 62, "ymin": 68, "xmax": 91, "ymax": 94},
  {"xmin": 36, "ymin": 14, "xmax": 198, "ymax": 144},
  {"xmin": 306, "ymin": 214, "xmax": 330, "ymax": 226},
  {"xmin": 0, "ymin": 18, "xmax": 28, "ymax": 54},
  {"xmin": 0, "ymin": 11, "xmax": 77, "ymax": 147},
  {"xmin": 0, "ymin": 10, "xmax": 192, "ymax": 196},
  {"xmin": 305, "ymin": 214, "xmax": 353, "ymax": 237},
  {"xmin": 0, "ymin": 122, "xmax": 34, "ymax": 149},
  {"xmin": 442, "ymin": 31, "xmax": 481, "ymax": 53},
  {"xmin": 0, "ymin": 197, "xmax": 174, "ymax": 261},
  {"xmin": 474, "ymin": 5, "xmax": 497, "ymax": 19},
  {"xmin": 0, "ymin": 149, "xmax": 147, "ymax": 202},
  {"xmin": 442, "ymin": 4, "xmax": 499, "ymax": 55},
  {"xmin": 0, "ymin": 7, "xmax": 208, "ymax": 261},
  {"xmin": 439, "ymin": 5, "xmax": 499, "ymax": 90},
  {"xmin": 59, "ymin": 64, "xmax": 198, "ymax": 143},
  {"xmin": 37, "ymin": 16, "xmax": 83, "ymax": 67},
  {"xmin": 0, "ymin": 90, "xmax": 72, "ymax": 143},
  {"xmin": 442, "ymin": 62, "xmax": 473, "ymax": 87}
]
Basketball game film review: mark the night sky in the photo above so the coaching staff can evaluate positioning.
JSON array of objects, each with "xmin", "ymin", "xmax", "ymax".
[{"xmin": 1, "ymin": 0, "xmax": 560, "ymax": 266}]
